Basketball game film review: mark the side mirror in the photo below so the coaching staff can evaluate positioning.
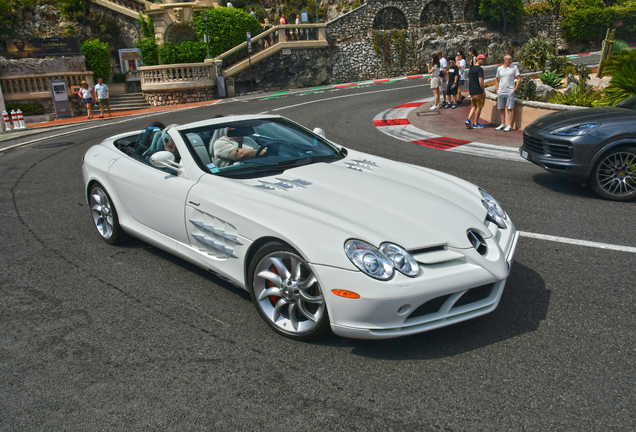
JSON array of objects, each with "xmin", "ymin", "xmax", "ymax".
[
  {"xmin": 149, "ymin": 151, "xmax": 184, "ymax": 174},
  {"xmin": 313, "ymin": 127, "xmax": 325, "ymax": 138}
]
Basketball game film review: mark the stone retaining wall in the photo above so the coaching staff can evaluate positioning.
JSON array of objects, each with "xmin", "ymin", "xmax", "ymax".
[{"xmin": 143, "ymin": 88, "xmax": 217, "ymax": 107}]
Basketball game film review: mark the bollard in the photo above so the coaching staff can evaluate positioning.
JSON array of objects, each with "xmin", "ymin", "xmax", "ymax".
[
  {"xmin": 2, "ymin": 111, "xmax": 12, "ymax": 131},
  {"xmin": 16, "ymin": 109, "xmax": 26, "ymax": 129},
  {"xmin": 10, "ymin": 110, "xmax": 18, "ymax": 129}
]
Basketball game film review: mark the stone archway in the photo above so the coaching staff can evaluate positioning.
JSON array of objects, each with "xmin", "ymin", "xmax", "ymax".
[
  {"xmin": 373, "ymin": 7, "xmax": 408, "ymax": 30},
  {"xmin": 164, "ymin": 22, "xmax": 198, "ymax": 43},
  {"xmin": 420, "ymin": 1, "xmax": 453, "ymax": 26}
]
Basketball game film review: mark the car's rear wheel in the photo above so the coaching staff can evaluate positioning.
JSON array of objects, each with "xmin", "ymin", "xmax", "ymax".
[
  {"xmin": 591, "ymin": 146, "xmax": 636, "ymax": 201},
  {"xmin": 248, "ymin": 242, "xmax": 330, "ymax": 340},
  {"xmin": 89, "ymin": 183, "xmax": 127, "ymax": 244}
]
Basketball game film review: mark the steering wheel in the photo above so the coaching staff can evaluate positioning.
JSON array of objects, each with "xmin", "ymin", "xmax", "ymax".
[{"xmin": 255, "ymin": 142, "xmax": 280, "ymax": 158}]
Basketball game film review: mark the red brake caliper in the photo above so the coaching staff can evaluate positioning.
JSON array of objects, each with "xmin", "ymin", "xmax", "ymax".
[{"xmin": 268, "ymin": 265, "xmax": 278, "ymax": 306}]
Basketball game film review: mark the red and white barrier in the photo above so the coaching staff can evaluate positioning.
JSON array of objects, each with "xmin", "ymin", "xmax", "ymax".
[
  {"xmin": 10, "ymin": 110, "xmax": 18, "ymax": 129},
  {"xmin": 16, "ymin": 109, "xmax": 26, "ymax": 129},
  {"xmin": 2, "ymin": 111, "xmax": 12, "ymax": 131}
]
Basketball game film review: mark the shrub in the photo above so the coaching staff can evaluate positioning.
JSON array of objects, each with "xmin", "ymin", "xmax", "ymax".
[
  {"xmin": 6, "ymin": 102, "xmax": 45, "ymax": 116},
  {"xmin": 139, "ymin": 12, "xmax": 154, "ymax": 38},
  {"xmin": 112, "ymin": 72, "xmax": 127, "ymax": 83},
  {"xmin": 192, "ymin": 8, "xmax": 262, "ymax": 57},
  {"xmin": 478, "ymin": 0, "xmax": 525, "ymax": 34},
  {"xmin": 524, "ymin": 1, "xmax": 553, "ymax": 16},
  {"xmin": 140, "ymin": 37, "xmax": 159, "ymax": 66},
  {"xmin": 519, "ymin": 38, "xmax": 554, "ymax": 72},
  {"xmin": 548, "ymin": 55, "xmax": 572, "ymax": 75},
  {"xmin": 517, "ymin": 76, "xmax": 537, "ymax": 101},
  {"xmin": 602, "ymin": 62, "xmax": 636, "ymax": 105},
  {"xmin": 562, "ymin": 3, "xmax": 636, "ymax": 43},
  {"xmin": 538, "ymin": 69, "xmax": 564, "ymax": 88},
  {"xmin": 602, "ymin": 50, "xmax": 636, "ymax": 75},
  {"xmin": 158, "ymin": 41, "xmax": 208, "ymax": 64},
  {"xmin": 549, "ymin": 82, "xmax": 600, "ymax": 107},
  {"xmin": 81, "ymin": 39, "xmax": 111, "ymax": 82},
  {"xmin": 565, "ymin": 62, "xmax": 592, "ymax": 83},
  {"xmin": 613, "ymin": 39, "xmax": 630, "ymax": 52}
]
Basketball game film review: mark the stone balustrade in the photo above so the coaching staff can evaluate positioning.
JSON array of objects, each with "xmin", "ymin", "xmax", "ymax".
[
  {"xmin": 139, "ymin": 63, "xmax": 217, "ymax": 106},
  {"xmin": 0, "ymin": 71, "xmax": 95, "ymax": 102}
]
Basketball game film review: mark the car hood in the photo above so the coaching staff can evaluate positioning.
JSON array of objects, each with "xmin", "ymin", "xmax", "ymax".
[
  {"xmin": 220, "ymin": 150, "xmax": 492, "ymax": 252},
  {"xmin": 529, "ymin": 107, "xmax": 634, "ymax": 131}
]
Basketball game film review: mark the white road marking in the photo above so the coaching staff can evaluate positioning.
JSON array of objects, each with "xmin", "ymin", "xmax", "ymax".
[{"xmin": 519, "ymin": 231, "xmax": 636, "ymax": 253}]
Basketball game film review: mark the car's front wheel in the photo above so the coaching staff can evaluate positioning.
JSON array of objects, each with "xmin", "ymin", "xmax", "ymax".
[
  {"xmin": 591, "ymin": 146, "xmax": 636, "ymax": 201},
  {"xmin": 248, "ymin": 242, "xmax": 330, "ymax": 340},
  {"xmin": 89, "ymin": 183, "xmax": 127, "ymax": 244}
]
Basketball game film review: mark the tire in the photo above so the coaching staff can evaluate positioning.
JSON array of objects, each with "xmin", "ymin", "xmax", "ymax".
[
  {"xmin": 88, "ymin": 183, "xmax": 127, "ymax": 244},
  {"xmin": 591, "ymin": 146, "xmax": 636, "ymax": 201},
  {"xmin": 248, "ymin": 242, "xmax": 330, "ymax": 340}
]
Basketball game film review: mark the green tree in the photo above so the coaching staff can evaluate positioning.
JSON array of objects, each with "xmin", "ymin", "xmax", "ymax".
[
  {"xmin": 81, "ymin": 39, "xmax": 111, "ymax": 82},
  {"xmin": 192, "ymin": 7, "xmax": 261, "ymax": 57},
  {"xmin": 479, "ymin": 0, "xmax": 525, "ymax": 34},
  {"xmin": 140, "ymin": 37, "xmax": 159, "ymax": 66}
]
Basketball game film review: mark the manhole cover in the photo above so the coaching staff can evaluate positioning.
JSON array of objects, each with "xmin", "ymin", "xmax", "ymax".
[{"xmin": 34, "ymin": 142, "xmax": 75, "ymax": 149}]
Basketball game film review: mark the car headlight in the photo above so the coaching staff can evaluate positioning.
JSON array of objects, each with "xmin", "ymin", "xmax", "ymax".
[
  {"xmin": 552, "ymin": 122, "xmax": 600, "ymax": 136},
  {"xmin": 379, "ymin": 243, "xmax": 420, "ymax": 277},
  {"xmin": 345, "ymin": 240, "xmax": 394, "ymax": 280},
  {"xmin": 479, "ymin": 189, "xmax": 508, "ymax": 229}
]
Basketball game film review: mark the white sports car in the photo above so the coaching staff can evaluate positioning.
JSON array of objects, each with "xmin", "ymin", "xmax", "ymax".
[{"xmin": 82, "ymin": 115, "xmax": 519, "ymax": 340}]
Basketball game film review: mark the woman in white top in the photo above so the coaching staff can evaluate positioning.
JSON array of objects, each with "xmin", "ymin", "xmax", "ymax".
[
  {"xmin": 456, "ymin": 50, "xmax": 467, "ymax": 103},
  {"xmin": 426, "ymin": 54, "xmax": 441, "ymax": 110},
  {"xmin": 78, "ymin": 81, "xmax": 95, "ymax": 119}
]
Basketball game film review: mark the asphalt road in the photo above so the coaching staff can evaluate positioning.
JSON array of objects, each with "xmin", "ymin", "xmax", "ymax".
[{"xmin": 1, "ymin": 67, "xmax": 635, "ymax": 431}]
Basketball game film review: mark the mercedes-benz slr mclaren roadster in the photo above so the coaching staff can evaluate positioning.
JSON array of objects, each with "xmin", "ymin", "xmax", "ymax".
[{"xmin": 82, "ymin": 115, "xmax": 519, "ymax": 340}]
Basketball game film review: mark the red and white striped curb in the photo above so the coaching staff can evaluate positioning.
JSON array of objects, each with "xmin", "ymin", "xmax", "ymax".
[{"xmin": 373, "ymin": 98, "xmax": 526, "ymax": 162}]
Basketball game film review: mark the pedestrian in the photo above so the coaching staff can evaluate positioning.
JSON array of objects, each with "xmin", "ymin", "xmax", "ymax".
[
  {"xmin": 436, "ymin": 50, "xmax": 448, "ymax": 108},
  {"xmin": 456, "ymin": 50, "xmax": 467, "ymax": 103},
  {"xmin": 426, "ymin": 53, "xmax": 442, "ymax": 111},
  {"xmin": 226, "ymin": 0, "xmax": 233, "ymax": 7},
  {"xmin": 445, "ymin": 58, "xmax": 460, "ymax": 109},
  {"xmin": 250, "ymin": 7, "xmax": 255, "ymax": 18},
  {"xmin": 279, "ymin": 13, "xmax": 288, "ymax": 41},
  {"xmin": 468, "ymin": 47, "xmax": 478, "ymax": 67},
  {"xmin": 94, "ymin": 77, "xmax": 112, "ymax": 118},
  {"xmin": 466, "ymin": 54, "xmax": 486, "ymax": 129},
  {"xmin": 78, "ymin": 80, "xmax": 95, "ymax": 119},
  {"xmin": 494, "ymin": 54, "xmax": 521, "ymax": 131},
  {"xmin": 263, "ymin": 18, "xmax": 272, "ymax": 47}
]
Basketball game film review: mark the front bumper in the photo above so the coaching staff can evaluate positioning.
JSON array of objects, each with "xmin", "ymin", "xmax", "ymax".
[
  {"xmin": 314, "ymin": 224, "xmax": 520, "ymax": 340},
  {"xmin": 521, "ymin": 127, "xmax": 600, "ymax": 181}
]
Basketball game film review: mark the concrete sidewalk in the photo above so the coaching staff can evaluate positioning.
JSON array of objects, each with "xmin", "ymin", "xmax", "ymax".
[{"xmin": 407, "ymin": 94, "xmax": 523, "ymax": 149}]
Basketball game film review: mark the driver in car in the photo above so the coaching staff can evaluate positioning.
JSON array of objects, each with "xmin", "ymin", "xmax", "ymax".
[{"xmin": 213, "ymin": 126, "xmax": 265, "ymax": 168}]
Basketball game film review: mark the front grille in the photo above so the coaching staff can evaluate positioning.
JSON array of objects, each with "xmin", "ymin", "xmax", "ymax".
[
  {"xmin": 523, "ymin": 134, "xmax": 573, "ymax": 160},
  {"xmin": 406, "ymin": 283, "xmax": 495, "ymax": 321}
]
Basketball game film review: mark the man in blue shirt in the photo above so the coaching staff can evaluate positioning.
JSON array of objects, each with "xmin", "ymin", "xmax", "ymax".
[{"xmin": 94, "ymin": 77, "xmax": 112, "ymax": 118}]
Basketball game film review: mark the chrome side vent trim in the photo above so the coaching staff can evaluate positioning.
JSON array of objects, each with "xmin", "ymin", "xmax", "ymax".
[
  {"xmin": 189, "ymin": 219, "xmax": 242, "ymax": 245},
  {"xmin": 345, "ymin": 159, "xmax": 379, "ymax": 171},
  {"xmin": 192, "ymin": 234, "xmax": 239, "ymax": 258}
]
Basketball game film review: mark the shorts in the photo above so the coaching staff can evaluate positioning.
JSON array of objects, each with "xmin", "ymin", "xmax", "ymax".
[
  {"xmin": 430, "ymin": 77, "xmax": 441, "ymax": 89},
  {"xmin": 458, "ymin": 79, "xmax": 465, "ymax": 85},
  {"xmin": 83, "ymin": 98, "xmax": 93, "ymax": 105},
  {"xmin": 447, "ymin": 84, "xmax": 458, "ymax": 96},
  {"xmin": 98, "ymin": 98, "xmax": 110, "ymax": 107},
  {"xmin": 497, "ymin": 92, "xmax": 515, "ymax": 109},
  {"xmin": 470, "ymin": 93, "xmax": 485, "ymax": 109}
]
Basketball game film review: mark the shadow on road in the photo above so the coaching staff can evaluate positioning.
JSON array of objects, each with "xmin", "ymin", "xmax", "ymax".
[{"xmin": 531, "ymin": 172, "xmax": 597, "ymax": 199}]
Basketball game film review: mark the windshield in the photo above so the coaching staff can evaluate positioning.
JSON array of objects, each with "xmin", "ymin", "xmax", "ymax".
[
  {"xmin": 179, "ymin": 118, "xmax": 343, "ymax": 177},
  {"xmin": 615, "ymin": 94, "xmax": 636, "ymax": 109}
]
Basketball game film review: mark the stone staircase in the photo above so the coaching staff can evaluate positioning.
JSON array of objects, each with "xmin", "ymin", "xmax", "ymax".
[{"xmin": 108, "ymin": 92, "xmax": 151, "ymax": 112}]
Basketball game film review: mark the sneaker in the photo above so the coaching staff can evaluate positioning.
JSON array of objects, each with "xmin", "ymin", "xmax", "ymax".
[
  {"xmin": 495, "ymin": 124, "xmax": 505, "ymax": 131},
  {"xmin": 473, "ymin": 123, "xmax": 485, "ymax": 129},
  {"xmin": 430, "ymin": 104, "xmax": 438, "ymax": 110},
  {"xmin": 444, "ymin": 103, "xmax": 452, "ymax": 109},
  {"xmin": 465, "ymin": 119, "xmax": 473, "ymax": 129},
  {"xmin": 441, "ymin": 101, "xmax": 448, "ymax": 108},
  {"xmin": 504, "ymin": 125, "xmax": 512, "ymax": 132},
  {"xmin": 451, "ymin": 103, "xmax": 457, "ymax": 109}
]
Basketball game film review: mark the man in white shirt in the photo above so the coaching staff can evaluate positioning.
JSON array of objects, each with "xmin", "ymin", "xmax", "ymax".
[
  {"xmin": 94, "ymin": 77, "xmax": 112, "ymax": 118},
  {"xmin": 495, "ymin": 55, "xmax": 521, "ymax": 132},
  {"xmin": 213, "ymin": 126, "xmax": 263, "ymax": 168},
  {"xmin": 436, "ymin": 50, "xmax": 448, "ymax": 108}
]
